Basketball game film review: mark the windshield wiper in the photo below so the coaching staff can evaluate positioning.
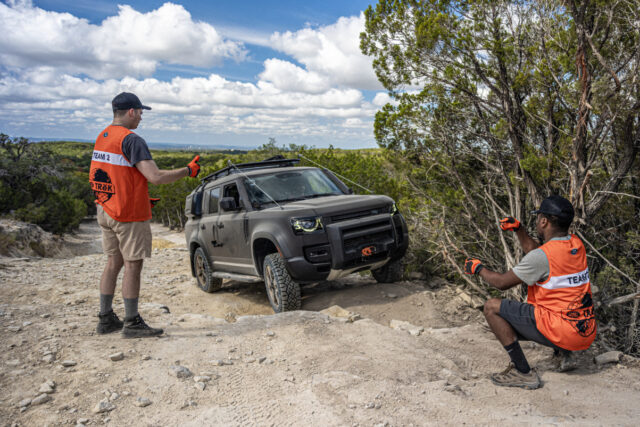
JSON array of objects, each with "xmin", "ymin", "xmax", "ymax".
[
  {"xmin": 305, "ymin": 193, "xmax": 339, "ymax": 199},
  {"xmin": 274, "ymin": 197, "xmax": 307, "ymax": 203}
]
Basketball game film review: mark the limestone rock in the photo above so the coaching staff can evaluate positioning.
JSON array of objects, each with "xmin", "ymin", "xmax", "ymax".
[
  {"xmin": 170, "ymin": 365, "xmax": 193, "ymax": 379},
  {"xmin": 595, "ymin": 351, "xmax": 623, "ymax": 366},
  {"xmin": 134, "ymin": 397, "xmax": 152, "ymax": 407},
  {"xmin": 17, "ymin": 398, "xmax": 31, "ymax": 408},
  {"xmin": 390, "ymin": 319, "xmax": 424, "ymax": 336},
  {"xmin": 320, "ymin": 305, "xmax": 361, "ymax": 322},
  {"xmin": 39, "ymin": 381, "xmax": 55, "ymax": 394},
  {"xmin": 109, "ymin": 352, "xmax": 124, "ymax": 362},
  {"xmin": 32, "ymin": 394, "xmax": 52, "ymax": 405},
  {"xmin": 92, "ymin": 399, "xmax": 115, "ymax": 414}
]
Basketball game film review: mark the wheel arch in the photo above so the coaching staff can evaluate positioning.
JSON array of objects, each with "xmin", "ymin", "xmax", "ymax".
[
  {"xmin": 189, "ymin": 240, "xmax": 207, "ymax": 277},
  {"xmin": 252, "ymin": 235, "xmax": 280, "ymax": 277}
]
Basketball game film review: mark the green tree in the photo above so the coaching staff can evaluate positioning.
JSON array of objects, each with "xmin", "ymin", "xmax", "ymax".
[
  {"xmin": 361, "ymin": 0, "xmax": 640, "ymax": 352},
  {"xmin": 0, "ymin": 134, "xmax": 89, "ymax": 233}
]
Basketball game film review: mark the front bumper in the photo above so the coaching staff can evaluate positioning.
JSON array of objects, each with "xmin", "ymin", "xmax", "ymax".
[{"xmin": 285, "ymin": 213, "xmax": 409, "ymax": 283}]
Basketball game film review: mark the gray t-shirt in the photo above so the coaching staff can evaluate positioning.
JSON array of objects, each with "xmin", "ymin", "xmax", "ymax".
[
  {"xmin": 512, "ymin": 235, "xmax": 571, "ymax": 285},
  {"xmin": 121, "ymin": 133, "xmax": 152, "ymax": 166}
]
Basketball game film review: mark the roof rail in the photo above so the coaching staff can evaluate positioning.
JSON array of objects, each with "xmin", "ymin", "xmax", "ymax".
[{"xmin": 200, "ymin": 156, "xmax": 300, "ymax": 183}]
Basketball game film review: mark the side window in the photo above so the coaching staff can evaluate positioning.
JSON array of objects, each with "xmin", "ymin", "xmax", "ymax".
[
  {"xmin": 208, "ymin": 187, "xmax": 220, "ymax": 214},
  {"xmin": 223, "ymin": 183, "xmax": 241, "ymax": 208}
]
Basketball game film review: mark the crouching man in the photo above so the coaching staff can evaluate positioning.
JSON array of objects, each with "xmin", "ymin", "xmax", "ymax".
[{"xmin": 464, "ymin": 195, "xmax": 596, "ymax": 389}]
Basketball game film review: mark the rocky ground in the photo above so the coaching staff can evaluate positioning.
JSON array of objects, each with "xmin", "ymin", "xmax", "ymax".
[{"xmin": 1, "ymin": 220, "xmax": 639, "ymax": 426}]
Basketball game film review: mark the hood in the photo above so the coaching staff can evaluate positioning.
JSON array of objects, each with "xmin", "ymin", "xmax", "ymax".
[{"xmin": 271, "ymin": 194, "xmax": 394, "ymax": 216}]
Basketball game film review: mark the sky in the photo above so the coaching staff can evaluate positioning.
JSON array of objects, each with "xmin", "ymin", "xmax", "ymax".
[{"xmin": 0, "ymin": 0, "xmax": 394, "ymax": 149}]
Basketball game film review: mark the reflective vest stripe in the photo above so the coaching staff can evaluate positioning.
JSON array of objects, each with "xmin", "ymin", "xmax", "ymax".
[
  {"xmin": 537, "ymin": 267, "xmax": 590, "ymax": 290},
  {"xmin": 91, "ymin": 150, "xmax": 133, "ymax": 167}
]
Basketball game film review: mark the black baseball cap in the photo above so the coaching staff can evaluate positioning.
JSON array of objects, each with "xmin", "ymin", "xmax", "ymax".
[
  {"xmin": 531, "ymin": 195, "xmax": 574, "ymax": 224},
  {"xmin": 112, "ymin": 92, "xmax": 151, "ymax": 111}
]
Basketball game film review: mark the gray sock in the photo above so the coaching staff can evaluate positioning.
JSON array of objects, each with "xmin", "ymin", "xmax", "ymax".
[
  {"xmin": 99, "ymin": 294, "xmax": 114, "ymax": 315},
  {"xmin": 124, "ymin": 298, "xmax": 139, "ymax": 320}
]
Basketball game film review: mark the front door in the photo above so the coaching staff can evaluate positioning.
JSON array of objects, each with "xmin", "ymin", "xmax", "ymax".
[{"xmin": 213, "ymin": 182, "xmax": 253, "ymax": 275}]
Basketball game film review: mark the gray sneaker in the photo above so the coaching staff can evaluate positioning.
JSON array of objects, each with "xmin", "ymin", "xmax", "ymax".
[
  {"xmin": 121, "ymin": 314, "xmax": 163, "ymax": 338},
  {"xmin": 490, "ymin": 363, "xmax": 542, "ymax": 390}
]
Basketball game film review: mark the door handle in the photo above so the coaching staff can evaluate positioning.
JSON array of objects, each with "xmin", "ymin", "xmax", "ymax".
[
  {"xmin": 218, "ymin": 223, "xmax": 224, "ymax": 229},
  {"xmin": 212, "ymin": 241, "xmax": 223, "ymax": 247},
  {"xmin": 200, "ymin": 224, "xmax": 206, "ymax": 230}
]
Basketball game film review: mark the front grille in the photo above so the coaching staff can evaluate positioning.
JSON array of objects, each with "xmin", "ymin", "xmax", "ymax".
[{"xmin": 330, "ymin": 205, "xmax": 389, "ymax": 222}]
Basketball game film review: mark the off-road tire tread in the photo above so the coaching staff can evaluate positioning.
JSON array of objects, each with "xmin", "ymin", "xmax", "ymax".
[
  {"xmin": 264, "ymin": 253, "xmax": 301, "ymax": 312},
  {"xmin": 194, "ymin": 247, "xmax": 223, "ymax": 293},
  {"xmin": 372, "ymin": 258, "xmax": 404, "ymax": 283}
]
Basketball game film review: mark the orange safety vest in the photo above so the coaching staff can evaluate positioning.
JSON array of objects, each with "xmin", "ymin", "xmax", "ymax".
[
  {"xmin": 528, "ymin": 235, "xmax": 596, "ymax": 351},
  {"xmin": 89, "ymin": 125, "xmax": 151, "ymax": 222}
]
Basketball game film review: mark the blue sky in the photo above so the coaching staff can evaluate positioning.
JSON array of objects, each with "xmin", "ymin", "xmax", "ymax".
[{"xmin": 0, "ymin": 0, "xmax": 394, "ymax": 149}]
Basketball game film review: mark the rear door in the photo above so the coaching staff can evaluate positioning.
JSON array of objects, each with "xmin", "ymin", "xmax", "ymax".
[{"xmin": 198, "ymin": 186, "xmax": 221, "ymax": 260}]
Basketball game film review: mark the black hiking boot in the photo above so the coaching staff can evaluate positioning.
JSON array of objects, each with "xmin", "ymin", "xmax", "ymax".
[
  {"xmin": 97, "ymin": 310, "xmax": 124, "ymax": 334},
  {"xmin": 121, "ymin": 314, "xmax": 163, "ymax": 338}
]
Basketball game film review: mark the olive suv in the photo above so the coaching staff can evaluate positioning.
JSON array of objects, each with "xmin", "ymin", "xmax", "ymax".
[{"xmin": 184, "ymin": 157, "xmax": 409, "ymax": 313}]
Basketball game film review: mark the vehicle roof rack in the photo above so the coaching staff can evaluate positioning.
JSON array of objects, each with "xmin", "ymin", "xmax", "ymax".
[{"xmin": 200, "ymin": 156, "xmax": 300, "ymax": 183}]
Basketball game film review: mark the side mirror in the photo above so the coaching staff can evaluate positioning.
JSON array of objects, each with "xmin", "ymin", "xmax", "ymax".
[{"xmin": 220, "ymin": 197, "xmax": 237, "ymax": 211}]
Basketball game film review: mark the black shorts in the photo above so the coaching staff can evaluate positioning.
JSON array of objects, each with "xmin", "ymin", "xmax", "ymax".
[{"xmin": 499, "ymin": 299, "xmax": 561, "ymax": 350}]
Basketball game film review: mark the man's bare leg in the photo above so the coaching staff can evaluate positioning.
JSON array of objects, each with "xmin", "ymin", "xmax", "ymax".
[{"xmin": 483, "ymin": 298, "xmax": 517, "ymax": 345}]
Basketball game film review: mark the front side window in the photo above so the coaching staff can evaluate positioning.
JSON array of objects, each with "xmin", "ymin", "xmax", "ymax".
[{"xmin": 224, "ymin": 183, "xmax": 241, "ymax": 208}]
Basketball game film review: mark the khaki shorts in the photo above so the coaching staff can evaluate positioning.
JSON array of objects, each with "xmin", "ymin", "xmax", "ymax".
[{"xmin": 97, "ymin": 205, "xmax": 152, "ymax": 261}]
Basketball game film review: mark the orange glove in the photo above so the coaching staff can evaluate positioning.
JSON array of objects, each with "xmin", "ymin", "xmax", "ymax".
[
  {"xmin": 187, "ymin": 155, "xmax": 201, "ymax": 177},
  {"xmin": 464, "ymin": 258, "xmax": 484, "ymax": 275},
  {"xmin": 499, "ymin": 217, "xmax": 521, "ymax": 231},
  {"xmin": 150, "ymin": 197, "xmax": 160, "ymax": 208}
]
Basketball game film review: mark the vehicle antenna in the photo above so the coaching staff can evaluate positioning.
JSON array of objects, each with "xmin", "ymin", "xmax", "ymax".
[
  {"xmin": 226, "ymin": 160, "xmax": 284, "ymax": 210},
  {"xmin": 298, "ymin": 154, "xmax": 373, "ymax": 194}
]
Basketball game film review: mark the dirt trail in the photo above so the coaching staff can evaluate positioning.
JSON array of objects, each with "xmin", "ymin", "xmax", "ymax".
[{"xmin": 1, "ymin": 221, "xmax": 639, "ymax": 426}]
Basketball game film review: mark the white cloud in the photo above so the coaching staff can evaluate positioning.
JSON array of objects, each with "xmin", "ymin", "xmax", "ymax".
[
  {"xmin": 269, "ymin": 14, "xmax": 382, "ymax": 90},
  {"xmin": 373, "ymin": 92, "xmax": 396, "ymax": 107},
  {"xmin": 0, "ymin": 1, "xmax": 246, "ymax": 79},
  {"xmin": 259, "ymin": 59, "xmax": 329, "ymax": 94}
]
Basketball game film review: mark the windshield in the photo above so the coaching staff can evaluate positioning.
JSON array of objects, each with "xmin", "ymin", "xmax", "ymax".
[{"xmin": 244, "ymin": 169, "xmax": 344, "ymax": 206}]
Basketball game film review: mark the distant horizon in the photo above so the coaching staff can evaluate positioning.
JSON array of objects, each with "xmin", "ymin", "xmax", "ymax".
[
  {"xmin": 20, "ymin": 135, "xmax": 378, "ymax": 152},
  {"xmin": 23, "ymin": 136, "xmax": 255, "ymax": 152}
]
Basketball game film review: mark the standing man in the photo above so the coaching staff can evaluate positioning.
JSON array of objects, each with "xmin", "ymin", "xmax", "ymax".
[
  {"xmin": 90, "ymin": 92, "xmax": 201, "ymax": 338},
  {"xmin": 464, "ymin": 195, "xmax": 596, "ymax": 389}
]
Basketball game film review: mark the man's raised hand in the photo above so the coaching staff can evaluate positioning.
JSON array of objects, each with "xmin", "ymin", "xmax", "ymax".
[
  {"xmin": 499, "ymin": 217, "xmax": 521, "ymax": 231},
  {"xmin": 464, "ymin": 258, "xmax": 484, "ymax": 275},
  {"xmin": 187, "ymin": 155, "xmax": 201, "ymax": 177}
]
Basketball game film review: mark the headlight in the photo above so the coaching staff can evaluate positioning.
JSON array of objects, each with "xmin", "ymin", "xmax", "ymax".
[{"xmin": 291, "ymin": 216, "xmax": 323, "ymax": 233}]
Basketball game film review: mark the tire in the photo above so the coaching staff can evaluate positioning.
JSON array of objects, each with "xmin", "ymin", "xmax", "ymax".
[
  {"xmin": 371, "ymin": 258, "xmax": 404, "ymax": 283},
  {"xmin": 193, "ymin": 247, "xmax": 223, "ymax": 293},
  {"xmin": 263, "ymin": 253, "xmax": 301, "ymax": 313}
]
